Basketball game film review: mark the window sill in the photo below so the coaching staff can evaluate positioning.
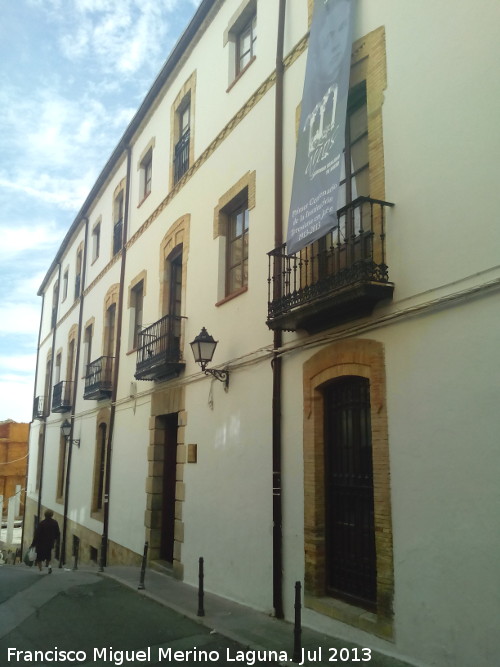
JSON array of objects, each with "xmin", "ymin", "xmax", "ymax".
[
  {"xmin": 305, "ymin": 594, "xmax": 393, "ymax": 641},
  {"xmin": 226, "ymin": 56, "xmax": 256, "ymax": 92},
  {"xmin": 216, "ymin": 286, "xmax": 248, "ymax": 307},
  {"xmin": 91, "ymin": 510, "xmax": 104, "ymax": 523}
]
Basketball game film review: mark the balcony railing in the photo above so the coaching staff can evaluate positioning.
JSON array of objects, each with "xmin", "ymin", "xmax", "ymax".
[
  {"xmin": 33, "ymin": 395, "xmax": 48, "ymax": 420},
  {"xmin": 135, "ymin": 314, "xmax": 185, "ymax": 381},
  {"xmin": 52, "ymin": 380, "xmax": 74, "ymax": 413},
  {"xmin": 83, "ymin": 356, "xmax": 114, "ymax": 400},
  {"xmin": 113, "ymin": 219, "xmax": 123, "ymax": 256},
  {"xmin": 173, "ymin": 130, "xmax": 190, "ymax": 184},
  {"xmin": 267, "ymin": 197, "xmax": 394, "ymax": 333}
]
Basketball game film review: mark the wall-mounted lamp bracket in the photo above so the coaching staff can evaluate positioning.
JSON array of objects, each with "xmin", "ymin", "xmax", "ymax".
[{"xmin": 204, "ymin": 367, "xmax": 229, "ymax": 389}]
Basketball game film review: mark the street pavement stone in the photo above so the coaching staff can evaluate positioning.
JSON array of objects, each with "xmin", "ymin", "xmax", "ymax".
[{"xmin": 0, "ymin": 564, "xmax": 416, "ymax": 666}]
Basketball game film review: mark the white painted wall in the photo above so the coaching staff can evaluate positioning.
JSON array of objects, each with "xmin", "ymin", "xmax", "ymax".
[{"xmin": 27, "ymin": 2, "xmax": 500, "ymax": 666}]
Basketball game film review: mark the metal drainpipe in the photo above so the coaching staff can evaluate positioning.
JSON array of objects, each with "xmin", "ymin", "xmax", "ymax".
[
  {"xmin": 36, "ymin": 262, "xmax": 62, "ymax": 524},
  {"xmin": 272, "ymin": 0, "xmax": 286, "ymax": 620},
  {"xmin": 59, "ymin": 217, "xmax": 89, "ymax": 567},
  {"xmin": 102, "ymin": 145, "xmax": 132, "ymax": 566}
]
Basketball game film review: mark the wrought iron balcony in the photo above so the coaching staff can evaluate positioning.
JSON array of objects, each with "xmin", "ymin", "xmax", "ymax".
[
  {"xmin": 173, "ymin": 130, "xmax": 190, "ymax": 184},
  {"xmin": 83, "ymin": 356, "xmax": 114, "ymax": 400},
  {"xmin": 113, "ymin": 219, "xmax": 123, "ymax": 256},
  {"xmin": 135, "ymin": 314, "xmax": 185, "ymax": 381},
  {"xmin": 52, "ymin": 380, "xmax": 74, "ymax": 413},
  {"xmin": 33, "ymin": 396, "xmax": 48, "ymax": 420},
  {"xmin": 267, "ymin": 197, "xmax": 394, "ymax": 333}
]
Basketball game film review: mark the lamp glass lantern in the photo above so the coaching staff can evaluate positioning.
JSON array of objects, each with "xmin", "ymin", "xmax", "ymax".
[
  {"xmin": 190, "ymin": 327, "xmax": 217, "ymax": 372},
  {"xmin": 190, "ymin": 327, "xmax": 229, "ymax": 388},
  {"xmin": 61, "ymin": 419, "xmax": 72, "ymax": 439},
  {"xmin": 60, "ymin": 419, "xmax": 80, "ymax": 447}
]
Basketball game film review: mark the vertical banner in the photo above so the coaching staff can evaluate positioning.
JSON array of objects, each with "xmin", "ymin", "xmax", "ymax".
[{"xmin": 286, "ymin": 0, "xmax": 354, "ymax": 255}]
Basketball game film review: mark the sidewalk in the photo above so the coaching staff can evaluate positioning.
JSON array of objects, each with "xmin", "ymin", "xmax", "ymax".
[{"xmin": 96, "ymin": 564, "xmax": 415, "ymax": 667}]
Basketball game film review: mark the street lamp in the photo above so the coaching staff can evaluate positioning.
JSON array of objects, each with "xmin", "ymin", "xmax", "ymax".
[
  {"xmin": 190, "ymin": 327, "xmax": 229, "ymax": 389},
  {"xmin": 60, "ymin": 419, "xmax": 80, "ymax": 447}
]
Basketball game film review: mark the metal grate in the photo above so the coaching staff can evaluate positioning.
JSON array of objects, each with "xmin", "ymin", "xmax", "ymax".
[
  {"xmin": 267, "ymin": 197, "xmax": 393, "ymax": 322},
  {"xmin": 135, "ymin": 314, "xmax": 184, "ymax": 380},
  {"xmin": 324, "ymin": 376, "xmax": 376, "ymax": 610},
  {"xmin": 113, "ymin": 219, "xmax": 123, "ymax": 255},
  {"xmin": 52, "ymin": 381, "xmax": 74, "ymax": 412},
  {"xmin": 84, "ymin": 356, "xmax": 114, "ymax": 399},
  {"xmin": 173, "ymin": 130, "xmax": 190, "ymax": 184}
]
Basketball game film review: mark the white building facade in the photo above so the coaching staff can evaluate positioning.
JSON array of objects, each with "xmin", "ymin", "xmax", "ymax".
[{"xmin": 26, "ymin": 2, "xmax": 500, "ymax": 666}]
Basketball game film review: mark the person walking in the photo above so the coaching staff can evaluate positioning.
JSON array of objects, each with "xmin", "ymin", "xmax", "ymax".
[{"xmin": 31, "ymin": 509, "xmax": 60, "ymax": 573}]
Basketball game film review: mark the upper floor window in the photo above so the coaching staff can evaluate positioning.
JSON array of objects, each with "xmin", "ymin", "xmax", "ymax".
[
  {"xmin": 51, "ymin": 281, "xmax": 59, "ymax": 329},
  {"xmin": 214, "ymin": 171, "xmax": 255, "ymax": 304},
  {"xmin": 113, "ymin": 190, "xmax": 124, "ymax": 256},
  {"xmin": 225, "ymin": 0, "xmax": 257, "ymax": 86},
  {"xmin": 62, "ymin": 269, "xmax": 69, "ymax": 302},
  {"xmin": 226, "ymin": 197, "xmax": 249, "ymax": 297},
  {"xmin": 55, "ymin": 352, "xmax": 62, "ymax": 385},
  {"xmin": 83, "ymin": 323, "xmax": 93, "ymax": 374},
  {"xmin": 129, "ymin": 279, "xmax": 144, "ymax": 350},
  {"xmin": 75, "ymin": 249, "xmax": 82, "ymax": 300},
  {"xmin": 237, "ymin": 14, "xmax": 256, "ymax": 75},
  {"xmin": 174, "ymin": 99, "xmax": 190, "ymax": 184},
  {"xmin": 142, "ymin": 150, "xmax": 152, "ymax": 200},
  {"xmin": 92, "ymin": 222, "xmax": 101, "ymax": 262}
]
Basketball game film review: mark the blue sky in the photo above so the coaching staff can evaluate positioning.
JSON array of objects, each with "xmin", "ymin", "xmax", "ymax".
[{"xmin": 0, "ymin": 0, "xmax": 200, "ymax": 423}]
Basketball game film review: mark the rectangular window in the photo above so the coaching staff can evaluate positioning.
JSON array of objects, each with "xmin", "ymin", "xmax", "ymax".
[
  {"xmin": 237, "ymin": 14, "xmax": 256, "ymax": 74},
  {"xmin": 308, "ymin": 82, "xmax": 369, "ymax": 283},
  {"xmin": 105, "ymin": 304, "xmax": 117, "ymax": 359},
  {"xmin": 140, "ymin": 150, "xmax": 153, "ymax": 200},
  {"xmin": 174, "ymin": 101, "xmax": 190, "ymax": 184},
  {"xmin": 113, "ymin": 191, "xmax": 124, "ymax": 255},
  {"xmin": 83, "ymin": 324, "xmax": 93, "ymax": 375},
  {"xmin": 62, "ymin": 270, "xmax": 68, "ymax": 301},
  {"xmin": 337, "ymin": 82, "xmax": 369, "ymax": 236},
  {"xmin": 92, "ymin": 223, "xmax": 101, "ymax": 262},
  {"xmin": 75, "ymin": 250, "xmax": 82, "ymax": 300},
  {"xmin": 130, "ymin": 281, "xmax": 144, "ymax": 350},
  {"xmin": 226, "ymin": 200, "xmax": 249, "ymax": 296},
  {"xmin": 55, "ymin": 352, "xmax": 62, "ymax": 385},
  {"xmin": 66, "ymin": 339, "xmax": 76, "ymax": 384},
  {"xmin": 51, "ymin": 281, "xmax": 59, "ymax": 329}
]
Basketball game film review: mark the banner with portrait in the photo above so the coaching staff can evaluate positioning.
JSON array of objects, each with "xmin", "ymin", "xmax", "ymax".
[{"xmin": 286, "ymin": 0, "xmax": 354, "ymax": 255}]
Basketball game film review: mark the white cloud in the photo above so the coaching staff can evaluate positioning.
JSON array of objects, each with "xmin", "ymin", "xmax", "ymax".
[
  {"xmin": 0, "ymin": 223, "xmax": 60, "ymax": 260},
  {"xmin": 0, "ymin": 303, "xmax": 41, "ymax": 335},
  {"xmin": 0, "ymin": 376, "xmax": 34, "ymax": 423},
  {"xmin": 0, "ymin": 354, "xmax": 37, "ymax": 374},
  {"xmin": 58, "ymin": 0, "xmax": 176, "ymax": 76}
]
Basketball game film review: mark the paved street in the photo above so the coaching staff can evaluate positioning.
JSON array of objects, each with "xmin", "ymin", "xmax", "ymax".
[
  {"xmin": 0, "ymin": 564, "xmax": 414, "ymax": 667},
  {"xmin": 0, "ymin": 566, "xmax": 282, "ymax": 666}
]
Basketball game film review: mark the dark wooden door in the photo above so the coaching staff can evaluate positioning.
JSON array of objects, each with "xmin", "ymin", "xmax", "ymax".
[
  {"xmin": 160, "ymin": 414, "xmax": 178, "ymax": 562},
  {"xmin": 324, "ymin": 376, "xmax": 376, "ymax": 610}
]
